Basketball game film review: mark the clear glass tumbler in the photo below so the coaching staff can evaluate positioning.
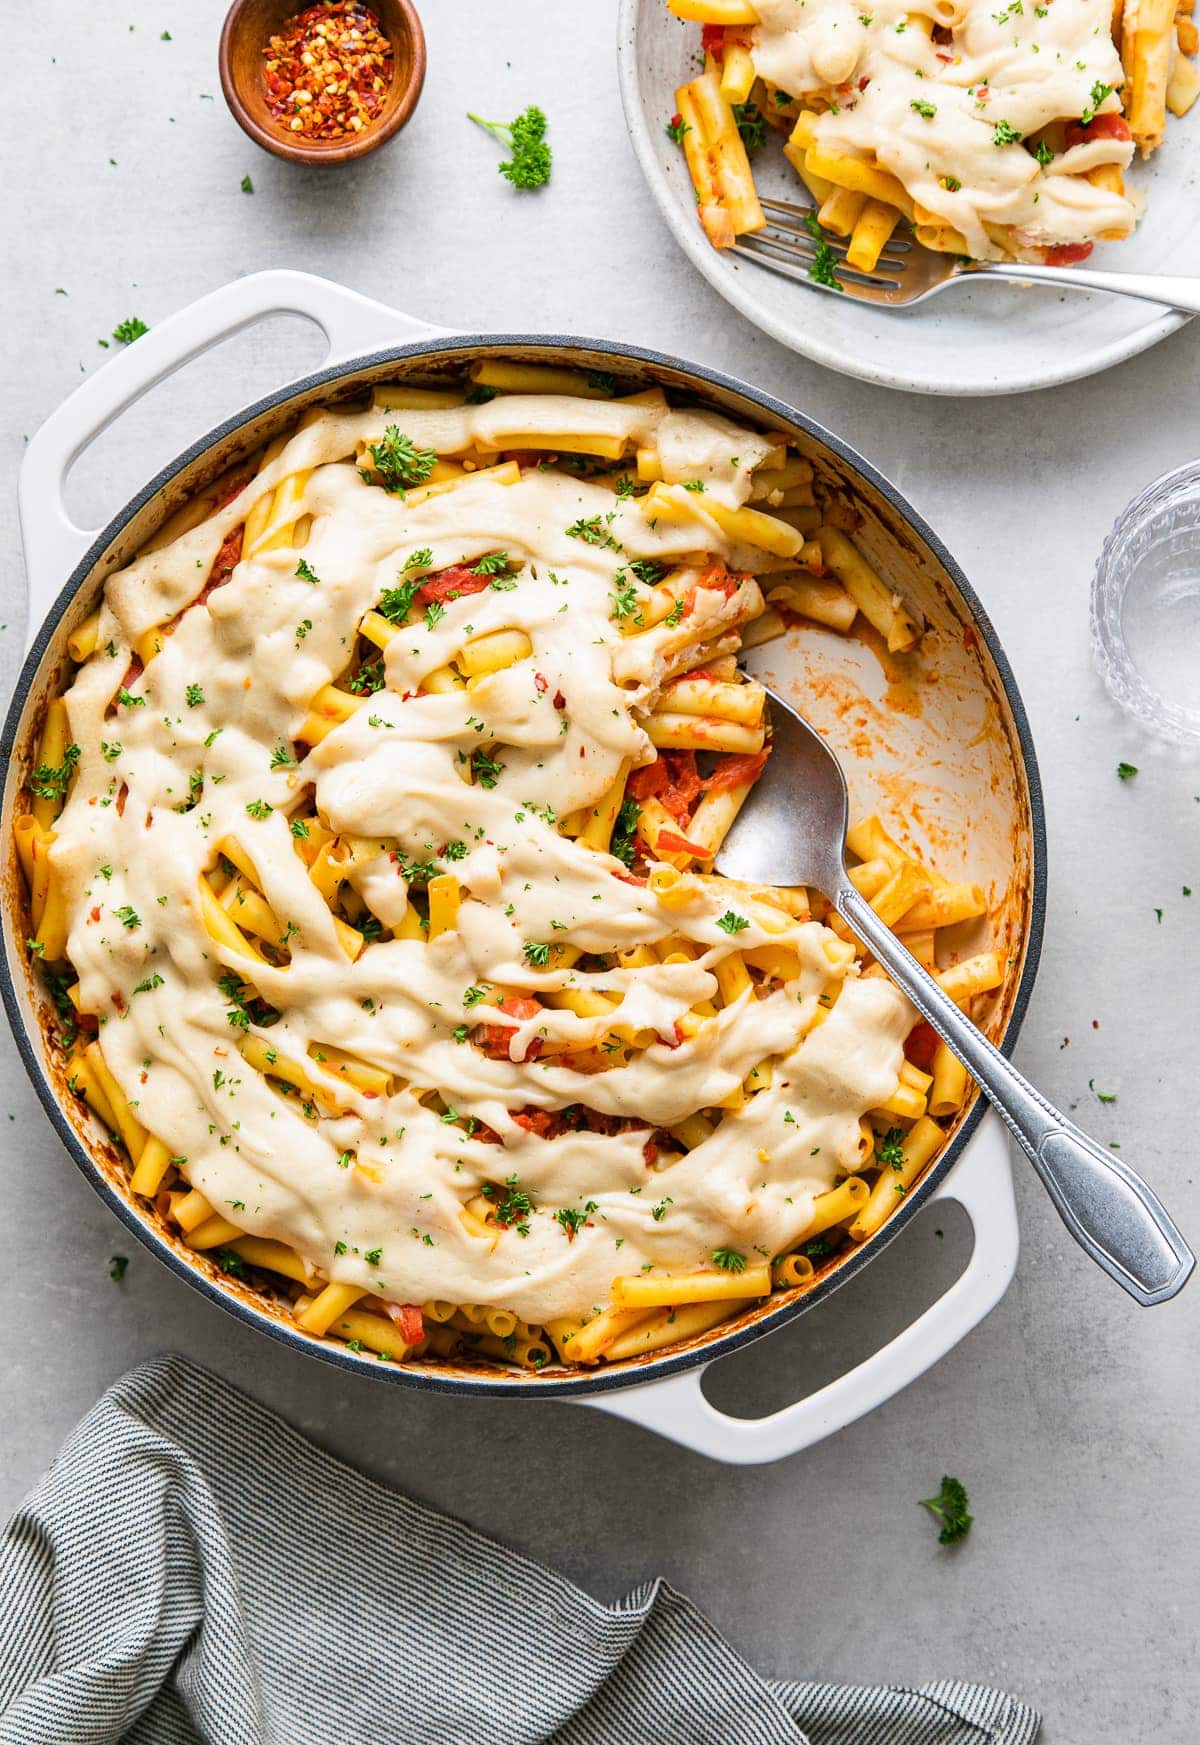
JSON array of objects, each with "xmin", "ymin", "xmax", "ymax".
[{"xmin": 1091, "ymin": 460, "xmax": 1200, "ymax": 749}]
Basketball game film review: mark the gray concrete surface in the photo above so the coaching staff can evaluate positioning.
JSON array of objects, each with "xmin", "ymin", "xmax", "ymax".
[{"xmin": 3, "ymin": 4, "xmax": 1199, "ymax": 1738}]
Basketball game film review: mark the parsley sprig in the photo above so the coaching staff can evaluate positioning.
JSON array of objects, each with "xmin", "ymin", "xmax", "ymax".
[
  {"xmin": 802, "ymin": 212, "xmax": 844, "ymax": 291},
  {"xmin": 467, "ymin": 106, "xmax": 552, "ymax": 189},
  {"xmin": 365, "ymin": 425, "xmax": 437, "ymax": 494},
  {"xmin": 919, "ymin": 1475, "xmax": 973, "ymax": 1544}
]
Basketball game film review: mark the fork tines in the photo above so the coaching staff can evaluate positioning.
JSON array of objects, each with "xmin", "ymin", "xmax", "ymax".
[{"xmin": 732, "ymin": 196, "xmax": 911, "ymax": 296}]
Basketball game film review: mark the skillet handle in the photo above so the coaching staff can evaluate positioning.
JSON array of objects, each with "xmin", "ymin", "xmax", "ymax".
[
  {"xmin": 18, "ymin": 269, "xmax": 448, "ymax": 647},
  {"xmin": 577, "ymin": 1114, "xmax": 1018, "ymax": 1465}
]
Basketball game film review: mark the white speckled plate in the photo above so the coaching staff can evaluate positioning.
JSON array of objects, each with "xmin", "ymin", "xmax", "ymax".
[{"xmin": 617, "ymin": 0, "xmax": 1200, "ymax": 394}]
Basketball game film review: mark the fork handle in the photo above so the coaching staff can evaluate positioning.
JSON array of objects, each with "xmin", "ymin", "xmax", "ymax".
[
  {"xmin": 837, "ymin": 885, "xmax": 1195, "ymax": 1307},
  {"xmin": 973, "ymin": 260, "xmax": 1200, "ymax": 314}
]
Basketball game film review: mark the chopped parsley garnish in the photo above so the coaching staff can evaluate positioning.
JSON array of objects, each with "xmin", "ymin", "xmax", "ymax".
[
  {"xmin": 566, "ymin": 514, "xmax": 621, "ymax": 550},
  {"xmin": 463, "ymin": 984, "xmax": 489, "ymax": 1008},
  {"xmin": 366, "ymin": 425, "xmax": 437, "ymax": 493},
  {"xmin": 877, "ymin": 1126, "xmax": 906, "ymax": 1169},
  {"xmin": 610, "ymin": 797, "xmax": 640, "ymax": 869},
  {"xmin": 424, "ymin": 601, "xmax": 446, "ymax": 630},
  {"xmin": 992, "ymin": 119, "xmax": 1023, "ymax": 145},
  {"xmin": 717, "ymin": 910, "xmax": 749, "ymax": 935},
  {"xmin": 610, "ymin": 576, "xmax": 641, "ymax": 622},
  {"xmin": 295, "ymin": 557, "xmax": 321, "ymax": 585},
  {"xmin": 467, "ymin": 105, "xmax": 552, "ymax": 189},
  {"xmin": 802, "ymin": 212, "xmax": 843, "ymax": 291},
  {"xmin": 109, "ymin": 1254, "xmax": 129, "ymax": 1281},
  {"xmin": 919, "ymin": 1475, "xmax": 972, "ymax": 1544},
  {"xmin": 241, "ymin": 174, "xmax": 254, "ymax": 194},
  {"xmin": 116, "ymin": 686, "xmax": 145, "ymax": 708},
  {"xmin": 1081, "ymin": 81, "xmax": 1114, "ymax": 125},
  {"xmin": 523, "ymin": 940, "xmax": 552, "ymax": 968},
  {"xmin": 377, "ymin": 576, "xmax": 422, "ymax": 624},
  {"xmin": 629, "ymin": 559, "xmax": 666, "ymax": 586},
  {"xmin": 245, "ymin": 799, "xmax": 273, "ymax": 820},
  {"xmin": 666, "ymin": 113, "xmax": 691, "ymax": 145},
  {"xmin": 1033, "ymin": 139, "xmax": 1054, "ymax": 167},
  {"xmin": 486, "ymin": 1173, "xmax": 535, "ymax": 1234},
  {"xmin": 217, "ymin": 1249, "xmax": 246, "ymax": 1279},
  {"xmin": 733, "ymin": 101, "xmax": 767, "ymax": 149},
  {"xmin": 114, "ymin": 905, "xmax": 141, "ymax": 930},
  {"xmin": 471, "ymin": 748, "xmax": 505, "ymax": 789},
  {"xmin": 1116, "ymin": 761, "xmax": 1138, "ymax": 781},
  {"xmin": 184, "ymin": 683, "xmax": 205, "ymax": 707},
  {"xmin": 269, "ymin": 743, "xmax": 295, "ymax": 769},
  {"xmin": 555, "ymin": 1200, "xmax": 598, "ymax": 1240},
  {"xmin": 348, "ymin": 660, "xmax": 384, "ymax": 695},
  {"xmin": 910, "ymin": 98, "xmax": 937, "ymax": 119},
  {"xmin": 132, "ymin": 973, "xmax": 164, "ymax": 995},
  {"xmin": 403, "ymin": 547, "xmax": 432, "ymax": 572},
  {"xmin": 112, "ymin": 316, "xmax": 149, "ymax": 344},
  {"xmin": 365, "ymin": 1247, "xmax": 383, "ymax": 1266},
  {"xmin": 290, "ymin": 818, "xmax": 310, "ymax": 839},
  {"xmin": 43, "ymin": 968, "xmax": 79, "ymax": 1046},
  {"xmin": 29, "ymin": 743, "xmax": 80, "ymax": 803},
  {"xmin": 471, "ymin": 550, "xmax": 513, "ymax": 575},
  {"xmin": 712, "ymin": 1247, "xmax": 747, "ymax": 1273}
]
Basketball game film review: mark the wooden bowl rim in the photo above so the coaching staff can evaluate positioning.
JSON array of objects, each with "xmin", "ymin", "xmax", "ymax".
[{"xmin": 218, "ymin": 0, "xmax": 427, "ymax": 165}]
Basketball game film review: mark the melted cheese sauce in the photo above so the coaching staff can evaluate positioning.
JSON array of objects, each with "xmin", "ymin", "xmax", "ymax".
[
  {"xmin": 751, "ymin": 0, "xmax": 1136, "ymax": 259},
  {"xmin": 51, "ymin": 395, "xmax": 913, "ymax": 1325}
]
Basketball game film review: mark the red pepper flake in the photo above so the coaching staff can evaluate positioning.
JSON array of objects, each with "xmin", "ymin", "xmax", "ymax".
[
  {"xmin": 533, "ymin": 671, "xmax": 549, "ymax": 693},
  {"xmin": 261, "ymin": 2, "xmax": 394, "ymax": 142},
  {"xmin": 552, "ymin": 689, "xmax": 566, "ymax": 710}
]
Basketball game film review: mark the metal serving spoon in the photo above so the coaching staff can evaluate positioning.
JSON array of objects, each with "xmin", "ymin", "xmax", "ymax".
[{"xmin": 715, "ymin": 686, "xmax": 1195, "ymax": 1306}]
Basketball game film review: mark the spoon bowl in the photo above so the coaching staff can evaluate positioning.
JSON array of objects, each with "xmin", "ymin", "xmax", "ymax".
[{"xmin": 718, "ymin": 685, "xmax": 1195, "ymax": 1307}]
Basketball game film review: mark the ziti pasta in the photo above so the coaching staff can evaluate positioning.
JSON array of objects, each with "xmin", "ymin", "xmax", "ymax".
[
  {"xmin": 17, "ymin": 367, "xmax": 998, "ymax": 1371},
  {"xmin": 666, "ymin": 0, "xmax": 1199, "ymax": 267}
]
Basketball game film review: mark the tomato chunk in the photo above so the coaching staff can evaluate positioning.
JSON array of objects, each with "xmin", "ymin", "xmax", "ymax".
[
  {"xmin": 1065, "ymin": 113, "xmax": 1131, "ymax": 149},
  {"xmin": 385, "ymin": 1303, "xmax": 425, "ymax": 1345},
  {"xmin": 704, "ymin": 748, "xmax": 769, "ymax": 795},
  {"xmin": 416, "ymin": 565, "xmax": 491, "ymax": 607},
  {"xmin": 683, "ymin": 559, "xmax": 752, "ymax": 612},
  {"xmin": 628, "ymin": 749, "xmax": 702, "ymax": 823},
  {"xmin": 1043, "ymin": 241, "xmax": 1094, "ymax": 266},
  {"xmin": 904, "ymin": 1021, "xmax": 940, "ymax": 1073},
  {"xmin": 475, "ymin": 994, "xmax": 543, "ymax": 1059},
  {"xmin": 654, "ymin": 827, "xmax": 710, "ymax": 858},
  {"xmin": 197, "ymin": 527, "xmax": 243, "ymax": 605},
  {"xmin": 513, "ymin": 1107, "xmax": 575, "ymax": 1139}
]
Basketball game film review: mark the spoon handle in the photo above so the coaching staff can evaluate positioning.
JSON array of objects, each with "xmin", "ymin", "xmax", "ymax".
[{"xmin": 838, "ymin": 886, "xmax": 1195, "ymax": 1307}]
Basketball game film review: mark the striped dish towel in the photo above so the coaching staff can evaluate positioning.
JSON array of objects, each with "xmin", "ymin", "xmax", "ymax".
[{"xmin": 0, "ymin": 1355, "xmax": 1040, "ymax": 1745}]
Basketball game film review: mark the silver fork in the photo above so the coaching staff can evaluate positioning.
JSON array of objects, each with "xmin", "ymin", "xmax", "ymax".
[{"xmin": 732, "ymin": 195, "xmax": 1200, "ymax": 312}]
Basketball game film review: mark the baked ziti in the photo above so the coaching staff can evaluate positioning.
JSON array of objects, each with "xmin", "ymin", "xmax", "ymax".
[
  {"xmin": 666, "ymin": 0, "xmax": 1199, "ymax": 267},
  {"xmin": 17, "ymin": 366, "xmax": 1002, "ymax": 1371}
]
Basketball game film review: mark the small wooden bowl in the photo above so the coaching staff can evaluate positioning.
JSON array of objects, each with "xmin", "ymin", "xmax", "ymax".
[{"xmin": 219, "ymin": 0, "xmax": 426, "ymax": 165}]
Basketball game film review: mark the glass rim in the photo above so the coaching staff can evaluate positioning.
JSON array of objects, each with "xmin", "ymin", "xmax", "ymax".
[{"xmin": 1091, "ymin": 460, "xmax": 1200, "ymax": 747}]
